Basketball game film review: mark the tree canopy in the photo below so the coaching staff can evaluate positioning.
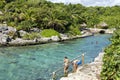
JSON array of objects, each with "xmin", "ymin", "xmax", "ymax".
[
  {"xmin": 0, "ymin": 0, "xmax": 119, "ymax": 33},
  {"xmin": 0, "ymin": 0, "xmax": 120, "ymax": 79}
]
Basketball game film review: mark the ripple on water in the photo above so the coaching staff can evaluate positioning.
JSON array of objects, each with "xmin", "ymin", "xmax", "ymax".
[{"xmin": 0, "ymin": 34, "xmax": 111, "ymax": 80}]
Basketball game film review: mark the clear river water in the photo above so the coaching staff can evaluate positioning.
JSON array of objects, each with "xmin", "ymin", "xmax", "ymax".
[{"xmin": 0, "ymin": 34, "xmax": 111, "ymax": 80}]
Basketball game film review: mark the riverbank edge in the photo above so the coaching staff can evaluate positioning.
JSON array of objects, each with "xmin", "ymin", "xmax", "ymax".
[
  {"xmin": 0, "ymin": 28, "xmax": 114, "ymax": 47},
  {"xmin": 60, "ymin": 52, "xmax": 105, "ymax": 80},
  {"xmin": 0, "ymin": 33, "xmax": 93, "ymax": 47}
]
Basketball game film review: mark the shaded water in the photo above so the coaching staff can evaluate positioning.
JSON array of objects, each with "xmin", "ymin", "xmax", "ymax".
[{"xmin": 0, "ymin": 34, "xmax": 111, "ymax": 80}]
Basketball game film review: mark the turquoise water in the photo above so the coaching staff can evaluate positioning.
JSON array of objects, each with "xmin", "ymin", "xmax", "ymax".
[{"xmin": 0, "ymin": 34, "xmax": 111, "ymax": 80}]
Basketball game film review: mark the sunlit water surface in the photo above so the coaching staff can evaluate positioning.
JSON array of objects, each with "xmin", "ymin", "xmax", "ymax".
[{"xmin": 0, "ymin": 34, "xmax": 111, "ymax": 80}]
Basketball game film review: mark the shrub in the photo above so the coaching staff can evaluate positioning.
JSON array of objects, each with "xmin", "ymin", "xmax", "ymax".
[
  {"xmin": 41, "ymin": 29, "xmax": 59, "ymax": 37},
  {"xmin": 101, "ymin": 29, "xmax": 120, "ymax": 80},
  {"xmin": 0, "ymin": 1, "xmax": 6, "ymax": 9},
  {"xmin": 23, "ymin": 32, "xmax": 41, "ymax": 40},
  {"xmin": 17, "ymin": 21, "xmax": 37, "ymax": 32},
  {"xmin": 68, "ymin": 25, "xmax": 81, "ymax": 36}
]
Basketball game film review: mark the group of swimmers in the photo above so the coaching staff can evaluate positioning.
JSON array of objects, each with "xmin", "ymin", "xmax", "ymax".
[{"xmin": 64, "ymin": 56, "xmax": 82, "ymax": 75}]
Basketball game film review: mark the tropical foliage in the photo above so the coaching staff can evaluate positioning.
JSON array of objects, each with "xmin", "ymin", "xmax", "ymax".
[
  {"xmin": 41, "ymin": 29, "xmax": 59, "ymax": 37},
  {"xmin": 0, "ymin": 0, "xmax": 120, "ymax": 33},
  {"xmin": 0, "ymin": 0, "xmax": 120, "ymax": 79},
  {"xmin": 101, "ymin": 29, "xmax": 120, "ymax": 80},
  {"xmin": 23, "ymin": 32, "xmax": 41, "ymax": 40}
]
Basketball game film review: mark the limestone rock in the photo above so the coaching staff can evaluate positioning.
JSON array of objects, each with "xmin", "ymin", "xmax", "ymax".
[
  {"xmin": 60, "ymin": 34, "xmax": 69, "ymax": 40},
  {"xmin": 51, "ymin": 36, "xmax": 60, "ymax": 41},
  {"xmin": 0, "ymin": 34, "xmax": 8, "ymax": 43},
  {"xmin": 60, "ymin": 52, "xmax": 105, "ymax": 80},
  {"xmin": 0, "ymin": 24, "xmax": 8, "ymax": 32},
  {"xmin": 19, "ymin": 30, "xmax": 27, "ymax": 37},
  {"xmin": 1, "ymin": 26, "xmax": 16, "ymax": 37},
  {"xmin": 38, "ymin": 37, "xmax": 51, "ymax": 43},
  {"xmin": 30, "ymin": 28, "xmax": 41, "ymax": 32}
]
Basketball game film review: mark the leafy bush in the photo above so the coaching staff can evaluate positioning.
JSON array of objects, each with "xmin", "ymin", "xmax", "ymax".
[
  {"xmin": 17, "ymin": 21, "xmax": 37, "ymax": 32},
  {"xmin": 0, "ymin": 1, "xmax": 6, "ymax": 9},
  {"xmin": 23, "ymin": 32, "xmax": 41, "ymax": 40},
  {"xmin": 0, "ymin": 16, "xmax": 4, "ymax": 23},
  {"xmin": 68, "ymin": 25, "xmax": 81, "ymax": 36},
  {"xmin": 41, "ymin": 29, "xmax": 59, "ymax": 37},
  {"xmin": 101, "ymin": 29, "xmax": 120, "ymax": 80}
]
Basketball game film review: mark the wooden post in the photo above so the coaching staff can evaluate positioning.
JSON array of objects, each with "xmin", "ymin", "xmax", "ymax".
[{"xmin": 82, "ymin": 54, "xmax": 84, "ymax": 65}]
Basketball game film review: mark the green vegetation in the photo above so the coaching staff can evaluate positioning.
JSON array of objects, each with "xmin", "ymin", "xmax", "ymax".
[
  {"xmin": 0, "ymin": 0, "xmax": 120, "ymax": 79},
  {"xmin": 101, "ymin": 29, "xmax": 120, "ymax": 80},
  {"xmin": 41, "ymin": 29, "xmax": 59, "ymax": 37},
  {"xmin": 68, "ymin": 25, "xmax": 81, "ymax": 35},
  {"xmin": 23, "ymin": 32, "xmax": 41, "ymax": 40},
  {"xmin": 0, "ymin": 0, "xmax": 120, "ymax": 34}
]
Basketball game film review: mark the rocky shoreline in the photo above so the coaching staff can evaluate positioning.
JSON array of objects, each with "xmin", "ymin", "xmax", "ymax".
[
  {"xmin": 0, "ymin": 32, "xmax": 93, "ymax": 47},
  {"xmin": 0, "ymin": 24, "xmax": 115, "ymax": 47},
  {"xmin": 60, "ymin": 52, "xmax": 105, "ymax": 80}
]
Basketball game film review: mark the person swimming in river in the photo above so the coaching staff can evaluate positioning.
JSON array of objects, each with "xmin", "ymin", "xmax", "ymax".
[{"xmin": 64, "ymin": 56, "xmax": 70, "ymax": 74}]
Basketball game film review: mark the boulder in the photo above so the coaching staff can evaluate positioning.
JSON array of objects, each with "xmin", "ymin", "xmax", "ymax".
[
  {"xmin": 1, "ymin": 26, "xmax": 16, "ymax": 36},
  {"xmin": 38, "ymin": 37, "xmax": 51, "ymax": 43},
  {"xmin": 97, "ymin": 22, "xmax": 108, "ymax": 29},
  {"xmin": 0, "ymin": 36, "xmax": 7, "ymax": 43},
  {"xmin": 19, "ymin": 30, "xmax": 27, "ymax": 37},
  {"xmin": 94, "ymin": 52, "xmax": 104, "ymax": 62},
  {"xmin": 51, "ymin": 36, "xmax": 60, "ymax": 41},
  {"xmin": 0, "ymin": 24, "xmax": 8, "ymax": 32},
  {"xmin": 30, "ymin": 28, "xmax": 41, "ymax": 32},
  {"xmin": 105, "ymin": 29, "xmax": 115, "ymax": 34},
  {"xmin": 60, "ymin": 34, "xmax": 69, "ymax": 40},
  {"xmin": 8, "ymin": 26, "xmax": 16, "ymax": 32},
  {"xmin": 0, "ymin": 34, "xmax": 11, "ymax": 43}
]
